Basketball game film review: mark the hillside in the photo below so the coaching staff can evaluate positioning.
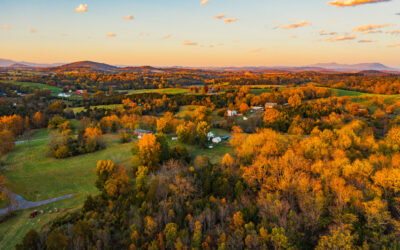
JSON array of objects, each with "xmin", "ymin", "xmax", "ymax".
[{"xmin": 39, "ymin": 61, "xmax": 120, "ymax": 73}]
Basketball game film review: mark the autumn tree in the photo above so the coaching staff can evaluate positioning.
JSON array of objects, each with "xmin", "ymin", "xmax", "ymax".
[
  {"xmin": 138, "ymin": 133, "xmax": 161, "ymax": 170},
  {"xmin": 32, "ymin": 111, "xmax": 46, "ymax": 128},
  {"xmin": 0, "ymin": 129, "xmax": 14, "ymax": 155}
]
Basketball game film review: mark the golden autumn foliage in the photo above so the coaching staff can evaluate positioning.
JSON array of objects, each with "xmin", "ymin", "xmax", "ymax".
[{"xmin": 138, "ymin": 133, "xmax": 161, "ymax": 170}]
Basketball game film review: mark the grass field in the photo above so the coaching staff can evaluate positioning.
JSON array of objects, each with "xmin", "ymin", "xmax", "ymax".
[
  {"xmin": 71, "ymin": 104, "xmax": 123, "ymax": 114},
  {"xmin": 122, "ymin": 88, "xmax": 192, "ymax": 95},
  {"xmin": 175, "ymin": 105, "xmax": 202, "ymax": 119},
  {"xmin": 0, "ymin": 132, "xmax": 136, "ymax": 249},
  {"xmin": 0, "ymin": 80, "xmax": 62, "ymax": 94}
]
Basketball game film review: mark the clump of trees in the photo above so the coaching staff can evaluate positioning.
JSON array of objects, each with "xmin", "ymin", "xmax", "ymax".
[{"xmin": 47, "ymin": 127, "xmax": 104, "ymax": 159}]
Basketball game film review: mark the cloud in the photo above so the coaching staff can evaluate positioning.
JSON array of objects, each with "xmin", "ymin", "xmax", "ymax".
[
  {"xmin": 225, "ymin": 18, "xmax": 238, "ymax": 24},
  {"xmin": 290, "ymin": 35, "xmax": 297, "ymax": 39},
  {"xmin": 75, "ymin": 4, "xmax": 88, "ymax": 13},
  {"xmin": 352, "ymin": 24, "xmax": 389, "ymax": 32},
  {"xmin": 30, "ymin": 28, "xmax": 36, "ymax": 33},
  {"xmin": 327, "ymin": 35, "xmax": 356, "ymax": 41},
  {"xmin": 328, "ymin": 0, "xmax": 390, "ymax": 7},
  {"xmin": 106, "ymin": 32, "xmax": 116, "ymax": 38},
  {"xmin": 162, "ymin": 34, "xmax": 172, "ymax": 40},
  {"xmin": 214, "ymin": 14, "xmax": 226, "ymax": 19},
  {"xmin": 182, "ymin": 41, "xmax": 198, "ymax": 46},
  {"xmin": 123, "ymin": 15, "xmax": 133, "ymax": 20},
  {"xmin": 200, "ymin": 0, "xmax": 209, "ymax": 6},
  {"xmin": 3, "ymin": 25, "xmax": 8, "ymax": 30},
  {"xmin": 386, "ymin": 29, "xmax": 400, "ymax": 35},
  {"xmin": 358, "ymin": 39, "xmax": 375, "ymax": 43},
  {"xmin": 282, "ymin": 21, "xmax": 310, "ymax": 29},
  {"xmin": 388, "ymin": 43, "xmax": 400, "ymax": 48},
  {"xmin": 319, "ymin": 30, "xmax": 338, "ymax": 36},
  {"xmin": 250, "ymin": 48, "xmax": 263, "ymax": 53}
]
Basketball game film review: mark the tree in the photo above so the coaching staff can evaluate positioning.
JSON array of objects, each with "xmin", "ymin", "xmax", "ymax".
[
  {"xmin": 46, "ymin": 229, "xmax": 68, "ymax": 250},
  {"xmin": 164, "ymin": 223, "xmax": 179, "ymax": 248},
  {"xmin": 316, "ymin": 227, "xmax": 355, "ymax": 250},
  {"xmin": 32, "ymin": 111, "xmax": 46, "ymax": 128},
  {"xmin": 196, "ymin": 121, "xmax": 210, "ymax": 147},
  {"xmin": 84, "ymin": 127, "xmax": 103, "ymax": 153},
  {"xmin": 288, "ymin": 94, "xmax": 302, "ymax": 108},
  {"xmin": 0, "ymin": 129, "xmax": 14, "ymax": 155},
  {"xmin": 264, "ymin": 109, "xmax": 280, "ymax": 125},
  {"xmin": 16, "ymin": 229, "xmax": 40, "ymax": 250},
  {"xmin": 239, "ymin": 103, "xmax": 250, "ymax": 114},
  {"xmin": 138, "ymin": 133, "xmax": 161, "ymax": 170}
]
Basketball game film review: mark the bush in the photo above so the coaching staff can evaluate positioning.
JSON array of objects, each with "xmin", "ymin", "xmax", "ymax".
[
  {"xmin": 120, "ymin": 132, "xmax": 132, "ymax": 143},
  {"xmin": 54, "ymin": 145, "xmax": 71, "ymax": 159}
]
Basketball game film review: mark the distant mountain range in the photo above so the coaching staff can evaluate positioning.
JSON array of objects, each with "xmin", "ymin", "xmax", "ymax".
[
  {"xmin": 0, "ymin": 58, "xmax": 399, "ymax": 73},
  {"xmin": 0, "ymin": 58, "xmax": 63, "ymax": 68},
  {"xmin": 307, "ymin": 63, "xmax": 399, "ymax": 72}
]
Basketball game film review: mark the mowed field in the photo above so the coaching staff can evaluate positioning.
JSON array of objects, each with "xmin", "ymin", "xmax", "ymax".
[
  {"xmin": 121, "ymin": 88, "xmax": 192, "ymax": 95},
  {"xmin": 0, "ymin": 80, "xmax": 62, "ymax": 94},
  {"xmin": 71, "ymin": 104, "xmax": 124, "ymax": 114}
]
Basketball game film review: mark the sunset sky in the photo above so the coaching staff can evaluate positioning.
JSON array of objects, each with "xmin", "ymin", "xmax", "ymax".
[{"xmin": 0, "ymin": 0, "xmax": 399, "ymax": 67}]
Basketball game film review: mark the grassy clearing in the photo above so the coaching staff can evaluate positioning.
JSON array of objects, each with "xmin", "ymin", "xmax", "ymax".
[
  {"xmin": 122, "ymin": 88, "xmax": 191, "ymax": 95},
  {"xmin": 1, "ymin": 80, "xmax": 62, "ymax": 94},
  {"xmin": 175, "ymin": 105, "xmax": 202, "ymax": 119},
  {"xmin": 327, "ymin": 88, "xmax": 400, "ymax": 99},
  {"xmin": 0, "ymin": 196, "xmax": 85, "ymax": 250},
  {"xmin": 2, "ymin": 134, "xmax": 135, "ymax": 201},
  {"xmin": 71, "ymin": 104, "xmax": 123, "ymax": 114}
]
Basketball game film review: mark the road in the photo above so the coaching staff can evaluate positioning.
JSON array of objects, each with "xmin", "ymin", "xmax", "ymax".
[{"xmin": 0, "ymin": 190, "xmax": 74, "ymax": 216}]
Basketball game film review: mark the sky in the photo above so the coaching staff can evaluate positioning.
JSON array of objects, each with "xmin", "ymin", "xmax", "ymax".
[{"xmin": 0, "ymin": 0, "xmax": 399, "ymax": 67}]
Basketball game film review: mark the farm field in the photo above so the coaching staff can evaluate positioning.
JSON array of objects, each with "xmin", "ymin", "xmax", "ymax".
[
  {"xmin": 121, "ymin": 88, "xmax": 192, "ymax": 95},
  {"xmin": 0, "ymin": 80, "xmax": 62, "ymax": 94},
  {"xmin": 71, "ymin": 104, "xmax": 123, "ymax": 114}
]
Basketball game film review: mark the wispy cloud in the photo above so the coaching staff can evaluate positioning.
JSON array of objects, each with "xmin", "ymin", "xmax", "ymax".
[
  {"xmin": 30, "ymin": 28, "xmax": 36, "ymax": 33},
  {"xmin": 182, "ymin": 41, "xmax": 198, "ymax": 46},
  {"xmin": 106, "ymin": 32, "xmax": 116, "ymax": 38},
  {"xmin": 225, "ymin": 18, "xmax": 238, "ymax": 24},
  {"xmin": 75, "ymin": 4, "xmax": 88, "ymax": 13},
  {"xmin": 328, "ymin": 0, "xmax": 390, "ymax": 7},
  {"xmin": 358, "ymin": 39, "xmax": 375, "ymax": 43},
  {"xmin": 386, "ymin": 29, "xmax": 400, "ymax": 35},
  {"xmin": 388, "ymin": 43, "xmax": 400, "ymax": 48},
  {"xmin": 123, "ymin": 15, "xmax": 133, "ymax": 20},
  {"xmin": 282, "ymin": 21, "xmax": 310, "ymax": 29},
  {"xmin": 200, "ymin": 0, "xmax": 209, "ymax": 6},
  {"xmin": 352, "ymin": 24, "xmax": 389, "ymax": 32},
  {"xmin": 327, "ymin": 35, "xmax": 356, "ymax": 41},
  {"xmin": 250, "ymin": 48, "xmax": 263, "ymax": 53},
  {"xmin": 290, "ymin": 35, "xmax": 297, "ymax": 39},
  {"xmin": 2, "ymin": 25, "xmax": 8, "ymax": 30},
  {"xmin": 162, "ymin": 34, "xmax": 172, "ymax": 40},
  {"xmin": 214, "ymin": 14, "xmax": 226, "ymax": 19},
  {"xmin": 319, "ymin": 30, "xmax": 338, "ymax": 36}
]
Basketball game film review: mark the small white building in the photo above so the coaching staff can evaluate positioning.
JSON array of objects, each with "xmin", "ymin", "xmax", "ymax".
[
  {"xmin": 207, "ymin": 132, "xmax": 215, "ymax": 140},
  {"xmin": 227, "ymin": 110, "xmax": 238, "ymax": 117},
  {"xmin": 251, "ymin": 106, "xmax": 264, "ymax": 111},
  {"xmin": 58, "ymin": 93, "xmax": 71, "ymax": 98},
  {"xmin": 171, "ymin": 137, "xmax": 178, "ymax": 141},
  {"xmin": 265, "ymin": 102, "xmax": 277, "ymax": 109},
  {"xmin": 243, "ymin": 117, "xmax": 248, "ymax": 121},
  {"xmin": 212, "ymin": 137, "xmax": 222, "ymax": 144}
]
